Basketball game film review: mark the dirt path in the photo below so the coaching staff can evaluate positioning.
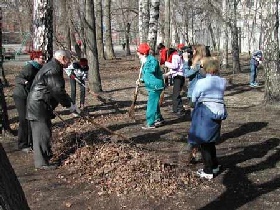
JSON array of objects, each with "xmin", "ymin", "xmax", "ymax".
[{"xmin": 1, "ymin": 56, "xmax": 280, "ymax": 210}]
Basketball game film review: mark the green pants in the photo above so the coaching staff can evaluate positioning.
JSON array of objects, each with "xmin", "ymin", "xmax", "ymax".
[{"xmin": 146, "ymin": 90, "xmax": 163, "ymax": 126}]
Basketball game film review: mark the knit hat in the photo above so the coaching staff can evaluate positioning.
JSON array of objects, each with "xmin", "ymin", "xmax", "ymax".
[{"xmin": 137, "ymin": 43, "xmax": 150, "ymax": 55}]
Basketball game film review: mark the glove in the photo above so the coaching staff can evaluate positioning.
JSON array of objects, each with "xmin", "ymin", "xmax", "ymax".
[
  {"xmin": 82, "ymin": 73, "xmax": 88, "ymax": 81},
  {"xmin": 70, "ymin": 74, "xmax": 76, "ymax": 80},
  {"xmin": 69, "ymin": 103, "xmax": 81, "ymax": 115}
]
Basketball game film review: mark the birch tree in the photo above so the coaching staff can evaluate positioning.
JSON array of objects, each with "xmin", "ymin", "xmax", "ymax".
[
  {"xmin": 262, "ymin": 0, "xmax": 280, "ymax": 103},
  {"xmin": 33, "ymin": 0, "xmax": 54, "ymax": 60},
  {"xmin": 148, "ymin": 0, "xmax": 160, "ymax": 53},
  {"xmin": 85, "ymin": 0, "xmax": 102, "ymax": 92},
  {"xmin": 104, "ymin": 0, "xmax": 115, "ymax": 59},
  {"xmin": 139, "ymin": 0, "xmax": 150, "ymax": 43}
]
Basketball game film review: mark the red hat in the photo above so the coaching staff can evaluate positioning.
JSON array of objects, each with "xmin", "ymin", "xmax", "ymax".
[
  {"xmin": 137, "ymin": 43, "xmax": 150, "ymax": 55},
  {"xmin": 77, "ymin": 40, "xmax": 82, "ymax": 45},
  {"xmin": 177, "ymin": 43, "xmax": 185, "ymax": 50}
]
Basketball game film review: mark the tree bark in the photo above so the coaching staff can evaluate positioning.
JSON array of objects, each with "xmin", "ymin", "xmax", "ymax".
[
  {"xmin": 96, "ymin": 0, "xmax": 105, "ymax": 60},
  {"xmin": 230, "ymin": 0, "xmax": 241, "ymax": 73},
  {"xmin": 33, "ymin": 0, "xmax": 54, "ymax": 60},
  {"xmin": 125, "ymin": 23, "xmax": 131, "ymax": 56},
  {"xmin": 148, "ymin": 0, "xmax": 160, "ymax": 53},
  {"xmin": 263, "ymin": 0, "xmax": 280, "ymax": 103},
  {"xmin": 85, "ymin": 0, "xmax": 102, "ymax": 92},
  {"xmin": 0, "ymin": 143, "xmax": 30, "ymax": 210},
  {"xmin": 164, "ymin": 0, "xmax": 171, "ymax": 47},
  {"xmin": 104, "ymin": 0, "xmax": 115, "ymax": 59}
]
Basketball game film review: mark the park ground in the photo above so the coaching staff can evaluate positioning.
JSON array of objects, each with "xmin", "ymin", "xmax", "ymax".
[{"xmin": 1, "ymin": 47, "xmax": 280, "ymax": 210}]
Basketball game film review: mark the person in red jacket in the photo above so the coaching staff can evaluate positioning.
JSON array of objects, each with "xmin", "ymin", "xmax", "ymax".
[{"xmin": 157, "ymin": 43, "xmax": 168, "ymax": 65}]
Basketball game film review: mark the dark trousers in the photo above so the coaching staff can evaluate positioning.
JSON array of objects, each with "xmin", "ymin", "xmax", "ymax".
[
  {"xmin": 70, "ymin": 77, "xmax": 85, "ymax": 106},
  {"xmin": 200, "ymin": 142, "xmax": 219, "ymax": 174},
  {"xmin": 30, "ymin": 119, "xmax": 52, "ymax": 168},
  {"xmin": 172, "ymin": 75, "xmax": 185, "ymax": 113},
  {"xmin": 13, "ymin": 96, "xmax": 32, "ymax": 149}
]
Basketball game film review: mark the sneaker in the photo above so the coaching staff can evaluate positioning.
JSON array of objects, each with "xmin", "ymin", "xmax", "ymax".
[
  {"xmin": 154, "ymin": 119, "xmax": 165, "ymax": 127},
  {"xmin": 21, "ymin": 147, "xmax": 33, "ymax": 153},
  {"xmin": 249, "ymin": 83, "xmax": 255, "ymax": 87},
  {"xmin": 213, "ymin": 165, "xmax": 222, "ymax": 174},
  {"xmin": 253, "ymin": 82, "xmax": 260, "ymax": 87},
  {"xmin": 196, "ymin": 169, "xmax": 214, "ymax": 180},
  {"xmin": 35, "ymin": 164, "xmax": 58, "ymax": 170},
  {"xmin": 141, "ymin": 124, "xmax": 156, "ymax": 130}
]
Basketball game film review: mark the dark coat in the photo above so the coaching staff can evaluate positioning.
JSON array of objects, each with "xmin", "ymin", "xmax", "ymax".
[
  {"xmin": 13, "ymin": 62, "xmax": 41, "ymax": 99},
  {"xmin": 26, "ymin": 58, "xmax": 72, "ymax": 121}
]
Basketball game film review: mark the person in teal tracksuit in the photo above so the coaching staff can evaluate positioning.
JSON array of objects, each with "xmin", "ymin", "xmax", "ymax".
[{"xmin": 136, "ymin": 43, "xmax": 165, "ymax": 130}]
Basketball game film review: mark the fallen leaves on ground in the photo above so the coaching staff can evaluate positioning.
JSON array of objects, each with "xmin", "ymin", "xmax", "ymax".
[{"xmin": 51, "ymin": 117, "xmax": 199, "ymax": 198}]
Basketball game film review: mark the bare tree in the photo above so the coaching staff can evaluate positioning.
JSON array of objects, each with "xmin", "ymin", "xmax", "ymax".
[
  {"xmin": 262, "ymin": 0, "xmax": 280, "ymax": 103},
  {"xmin": 104, "ymin": 0, "xmax": 115, "ymax": 59},
  {"xmin": 85, "ymin": 0, "xmax": 102, "ymax": 92}
]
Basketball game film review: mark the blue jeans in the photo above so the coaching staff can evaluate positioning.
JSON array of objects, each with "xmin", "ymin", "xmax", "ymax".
[{"xmin": 250, "ymin": 64, "xmax": 258, "ymax": 84}]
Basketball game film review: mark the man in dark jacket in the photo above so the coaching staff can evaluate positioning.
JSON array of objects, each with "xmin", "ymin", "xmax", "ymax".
[
  {"xmin": 26, "ymin": 50, "xmax": 80, "ymax": 170},
  {"xmin": 13, "ymin": 55, "xmax": 45, "ymax": 153}
]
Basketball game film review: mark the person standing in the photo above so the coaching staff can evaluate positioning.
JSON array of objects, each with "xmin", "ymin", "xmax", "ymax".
[
  {"xmin": 164, "ymin": 45, "xmax": 185, "ymax": 116},
  {"xmin": 188, "ymin": 57, "xmax": 227, "ymax": 180},
  {"xmin": 157, "ymin": 43, "xmax": 168, "ymax": 65},
  {"xmin": 65, "ymin": 58, "xmax": 89, "ymax": 110},
  {"xmin": 13, "ymin": 55, "xmax": 45, "ymax": 153},
  {"xmin": 249, "ymin": 50, "xmax": 263, "ymax": 87},
  {"xmin": 184, "ymin": 44, "xmax": 208, "ymax": 108},
  {"xmin": 26, "ymin": 50, "xmax": 80, "ymax": 170},
  {"xmin": 136, "ymin": 43, "xmax": 165, "ymax": 129}
]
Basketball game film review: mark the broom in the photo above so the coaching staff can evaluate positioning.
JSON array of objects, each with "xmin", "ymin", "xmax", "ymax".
[{"xmin": 128, "ymin": 63, "xmax": 143, "ymax": 118}]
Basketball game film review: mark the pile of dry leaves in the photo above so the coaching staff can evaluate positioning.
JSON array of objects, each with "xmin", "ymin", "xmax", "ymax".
[{"xmin": 51, "ymin": 117, "xmax": 199, "ymax": 198}]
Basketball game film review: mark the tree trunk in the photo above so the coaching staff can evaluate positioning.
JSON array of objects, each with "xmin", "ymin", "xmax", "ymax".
[
  {"xmin": 231, "ymin": 0, "xmax": 241, "ymax": 73},
  {"xmin": 96, "ymin": 0, "xmax": 105, "ymax": 60},
  {"xmin": 85, "ymin": 0, "xmax": 102, "ymax": 92},
  {"xmin": 164, "ymin": 0, "xmax": 171, "ymax": 47},
  {"xmin": 125, "ymin": 23, "xmax": 131, "ymax": 56},
  {"xmin": 33, "ymin": 0, "xmax": 54, "ymax": 60},
  {"xmin": 148, "ymin": 0, "xmax": 160, "ymax": 54},
  {"xmin": 208, "ymin": 22, "xmax": 217, "ymax": 50},
  {"xmin": 0, "ymin": 143, "xmax": 30, "ymax": 210},
  {"xmin": 104, "ymin": 0, "xmax": 115, "ymax": 59},
  {"xmin": 263, "ymin": 0, "xmax": 280, "ymax": 103},
  {"xmin": 0, "ymin": 7, "xmax": 8, "ymax": 86}
]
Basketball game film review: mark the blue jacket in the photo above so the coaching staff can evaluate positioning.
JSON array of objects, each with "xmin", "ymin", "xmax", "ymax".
[
  {"xmin": 183, "ymin": 61, "xmax": 205, "ymax": 97},
  {"xmin": 141, "ymin": 55, "xmax": 164, "ymax": 92},
  {"xmin": 250, "ymin": 50, "xmax": 263, "ymax": 67}
]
